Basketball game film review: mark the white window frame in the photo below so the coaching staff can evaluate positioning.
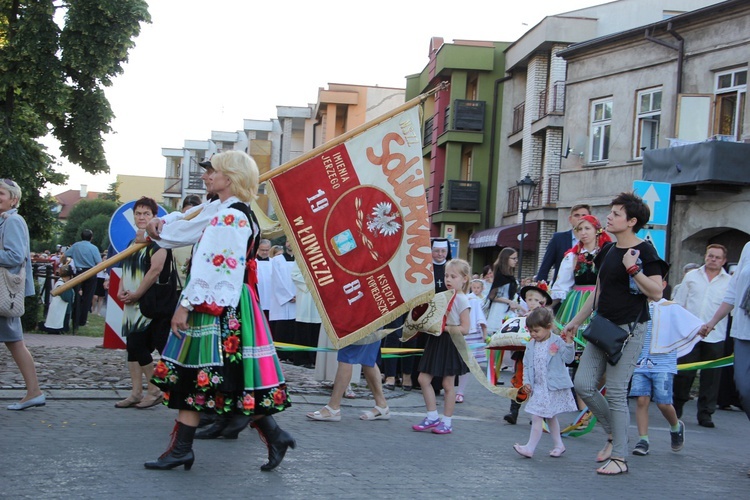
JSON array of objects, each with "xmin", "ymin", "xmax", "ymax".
[
  {"xmin": 634, "ymin": 87, "xmax": 662, "ymax": 158},
  {"xmin": 589, "ymin": 98, "xmax": 612, "ymax": 163},
  {"xmin": 714, "ymin": 67, "xmax": 747, "ymax": 140}
]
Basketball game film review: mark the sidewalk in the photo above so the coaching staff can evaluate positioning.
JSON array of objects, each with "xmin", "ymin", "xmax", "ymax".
[{"xmin": 0, "ymin": 333, "xmax": 412, "ymax": 410}]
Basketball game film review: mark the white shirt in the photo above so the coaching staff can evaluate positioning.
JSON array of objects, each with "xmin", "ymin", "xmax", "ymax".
[
  {"xmin": 291, "ymin": 262, "xmax": 321, "ymax": 324},
  {"xmin": 673, "ymin": 265, "xmax": 731, "ymax": 343},
  {"xmin": 269, "ymin": 253, "xmax": 296, "ymax": 321},
  {"xmin": 551, "ymin": 252, "xmax": 576, "ymax": 301},
  {"xmin": 724, "ymin": 241, "xmax": 750, "ymax": 342},
  {"xmin": 155, "ymin": 199, "xmax": 222, "ymax": 249},
  {"xmin": 256, "ymin": 259, "xmax": 273, "ymax": 312}
]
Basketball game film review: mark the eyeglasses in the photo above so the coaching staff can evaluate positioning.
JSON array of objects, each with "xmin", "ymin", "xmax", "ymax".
[{"xmin": 1, "ymin": 179, "xmax": 17, "ymax": 187}]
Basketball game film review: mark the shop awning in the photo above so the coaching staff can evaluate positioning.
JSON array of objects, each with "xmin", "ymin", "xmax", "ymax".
[{"xmin": 469, "ymin": 220, "xmax": 540, "ymax": 250}]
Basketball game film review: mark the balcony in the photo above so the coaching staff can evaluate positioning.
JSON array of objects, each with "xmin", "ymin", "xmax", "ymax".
[
  {"xmin": 512, "ymin": 102, "xmax": 525, "ymax": 135},
  {"xmin": 439, "ymin": 181, "xmax": 481, "ymax": 211},
  {"xmin": 452, "ymin": 99, "xmax": 485, "ymax": 132},
  {"xmin": 423, "ymin": 115, "xmax": 435, "ymax": 146},
  {"xmin": 537, "ymin": 81, "xmax": 566, "ymax": 120},
  {"xmin": 505, "ymin": 176, "xmax": 553, "ymax": 214},
  {"xmin": 188, "ymin": 157, "xmax": 204, "ymax": 190}
]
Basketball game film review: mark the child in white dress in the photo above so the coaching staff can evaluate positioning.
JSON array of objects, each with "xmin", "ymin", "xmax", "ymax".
[
  {"xmin": 456, "ymin": 279, "xmax": 488, "ymax": 403},
  {"xmin": 513, "ymin": 307, "xmax": 577, "ymax": 458}
]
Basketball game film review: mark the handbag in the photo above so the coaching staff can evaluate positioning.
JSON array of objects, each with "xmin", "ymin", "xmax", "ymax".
[
  {"xmin": 140, "ymin": 249, "xmax": 179, "ymax": 319},
  {"xmin": 0, "ymin": 215, "xmax": 26, "ymax": 318},
  {"xmin": 582, "ymin": 280, "xmax": 643, "ymax": 366}
]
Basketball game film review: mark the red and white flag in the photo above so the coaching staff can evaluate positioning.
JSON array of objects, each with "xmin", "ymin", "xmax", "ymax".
[{"xmin": 268, "ymin": 105, "xmax": 434, "ymax": 348}]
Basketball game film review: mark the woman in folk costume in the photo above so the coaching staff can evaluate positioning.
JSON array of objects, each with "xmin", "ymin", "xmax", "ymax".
[
  {"xmin": 550, "ymin": 214, "xmax": 612, "ymax": 422},
  {"xmin": 144, "ymin": 151, "xmax": 294, "ymax": 472},
  {"xmin": 551, "ymin": 215, "xmax": 612, "ymax": 349}
]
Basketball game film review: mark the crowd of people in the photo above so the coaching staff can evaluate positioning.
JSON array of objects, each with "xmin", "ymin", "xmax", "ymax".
[{"xmin": 2, "ymin": 170, "xmax": 749, "ymax": 478}]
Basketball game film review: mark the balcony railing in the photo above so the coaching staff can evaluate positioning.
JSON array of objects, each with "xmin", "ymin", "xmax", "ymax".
[
  {"xmin": 538, "ymin": 81, "xmax": 566, "ymax": 119},
  {"xmin": 423, "ymin": 115, "xmax": 435, "ymax": 146},
  {"xmin": 188, "ymin": 157, "xmax": 204, "ymax": 189},
  {"xmin": 452, "ymin": 99, "xmax": 485, "ymax": 132},
  {"xmin": 512, "ymin": 102, "xmax": 525, "ymax": 135},
  {"xmin": 506, "ymin": 176, "xmax": 546, "ymax": 214},
  {"xmin": 447, "ymin": 180, "xmax": 481, "ymax": 211}
]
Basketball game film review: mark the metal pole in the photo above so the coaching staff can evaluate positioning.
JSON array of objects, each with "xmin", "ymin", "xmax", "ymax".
[{"xmin": 518, "ymin": 208, "xmax": 527, "ymax": 282}]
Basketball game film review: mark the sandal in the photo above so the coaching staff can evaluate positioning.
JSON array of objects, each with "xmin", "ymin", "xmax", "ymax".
[
  {"xmin": 455, "ymin": 394, "xmax": 465, "ymax": 403},
  {"xmin": 360, "ymin": 405, "xmax": 390, "ymax": 420},
  {"xmin": 383, "ymin": 384, "xmax": 396, "ymax": 391},
  {"xmin": 596, "ymin": 438, "xmax": 613, "ymax": 462},
  {"xmin": 114, "ymin": 394, "xmax": 142, "ymax": 409},
  {"xmin": 135, "ymin": 393, "xmax": 163, "ymax": 409},
  {"xmin": 549, "ymin": 446, "xmax": 566, "ymax": 458},
  {"xmin": 307, "ymin": 405, "xmax": 341, "ymax": 422},
  {"xmin": 596, "ymin": 458, "xmax": 628, "ymax": 475}
]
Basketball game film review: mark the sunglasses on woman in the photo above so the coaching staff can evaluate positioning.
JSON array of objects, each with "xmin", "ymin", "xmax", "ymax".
[{"xmin": 1, "ymin": 179, "xmax": 17, "ymax": 187}]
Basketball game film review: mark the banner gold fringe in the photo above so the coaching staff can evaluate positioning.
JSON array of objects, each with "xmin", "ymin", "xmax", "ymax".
[{"xmin": 450, "ymin": 333, "xmax": 521, "ymax": 402}]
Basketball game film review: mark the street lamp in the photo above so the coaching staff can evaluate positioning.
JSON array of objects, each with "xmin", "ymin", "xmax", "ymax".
[{"xmin": 516, "ymin": 175, "xmax": 537, "ymax": 281}]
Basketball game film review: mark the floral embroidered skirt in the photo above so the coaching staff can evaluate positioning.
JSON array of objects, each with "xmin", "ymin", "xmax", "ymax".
[
  {"xmin": 152, "ymin": 285, "xmax": 291, "ymax": 415},
  {"xmin": 555, "ymin": 285, "xmax": 595, "ymax": 353}
]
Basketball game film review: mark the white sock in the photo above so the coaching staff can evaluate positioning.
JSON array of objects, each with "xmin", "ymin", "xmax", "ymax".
[
  {"xmin": 441, "ymin": 416, "xmax": 452, "ymax": 427},
  {"xmin": 427, "ymin": 410, "xmax": 439, "ymax": 421}
]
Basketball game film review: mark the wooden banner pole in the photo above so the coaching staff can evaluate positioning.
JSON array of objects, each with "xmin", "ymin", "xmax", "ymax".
[{"xmin": 52, "ymin": 85, "xmax": 444, "ymax": 297}]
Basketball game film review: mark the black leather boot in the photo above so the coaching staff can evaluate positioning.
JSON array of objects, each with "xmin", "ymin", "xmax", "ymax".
[
  {"xmin": 144, "ymin": 420, "xmax": 196, "ymax": 470},
  {"xmin": 221, "ymin": 414, "xmax": 252, "ymax": 439},
  {"xmin": 503, "ymin": 400, "xmax": 521, "ymax": 425},
  {"xmin": 197, "ymin": 412, "xmax": 216, "ymax": 428},
  {"xmin": 253, "ymin": 416, "xmax": 296, "ymax": 471},
  {"xmin": 194, "ymin": 413, "xmax": 231, "ymax": 439}
]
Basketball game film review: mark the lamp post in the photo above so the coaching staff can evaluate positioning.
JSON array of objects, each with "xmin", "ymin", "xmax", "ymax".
[{"xmin": 516, "ymin": 175, "xmax": 537, "ymax": 281}]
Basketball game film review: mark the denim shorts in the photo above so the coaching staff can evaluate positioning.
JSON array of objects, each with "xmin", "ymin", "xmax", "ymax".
[{"xmin": 629, "ymin": 371, "xmax": 674, "ymax": 404}]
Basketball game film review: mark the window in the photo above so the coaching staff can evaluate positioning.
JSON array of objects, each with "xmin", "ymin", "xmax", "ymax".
[
  {"xmin": 634, "ymin": 88, "xmax": 662, "ymax": 157},
  {"xmin": 590, "ymin": 98, "xmax": 612, "ymax": 162},
  {"xmin": 714, "ymin": 68, "xmax": 747, "ymax": 140}
]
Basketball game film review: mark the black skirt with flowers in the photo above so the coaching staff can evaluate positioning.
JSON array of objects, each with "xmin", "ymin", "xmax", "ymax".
[{"xmin": 152, "ymin": 286, "xmax": 291, "ymax": 416}]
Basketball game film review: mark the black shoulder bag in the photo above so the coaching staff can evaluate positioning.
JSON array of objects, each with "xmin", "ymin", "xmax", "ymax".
[
  {"xmin": 140, "ymin": 249, "xmax": 180, "ymax": 320},
  {"xmin": 582, "ymin": 248, "xmax": 643, "ymax": 366}
]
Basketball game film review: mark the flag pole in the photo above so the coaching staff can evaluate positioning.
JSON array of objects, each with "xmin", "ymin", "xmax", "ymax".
[{"xmin": 53, "ymin": 84, "xmax": 446, "ymax": 297}]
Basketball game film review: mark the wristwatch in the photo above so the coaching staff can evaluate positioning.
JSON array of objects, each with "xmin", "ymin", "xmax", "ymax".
[{"xmin": 180, "ymin": 297, "xmax": 194, "ymax": 311}]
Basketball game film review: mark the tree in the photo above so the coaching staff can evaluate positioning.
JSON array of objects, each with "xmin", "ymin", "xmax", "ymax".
[
  {"xmin": 62, "ymin": 198, "xmax": 117, "ymax": 249},
  {"xmin": 100, "ymin": 180, "xmax": 121, "ymax": 204},
  {"xmin": 0, "ymin": 0, "xmax": 150, "ymax": 238}
]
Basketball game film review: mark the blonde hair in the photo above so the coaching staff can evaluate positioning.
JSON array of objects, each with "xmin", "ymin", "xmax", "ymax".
[
  {"xmin": 211, "ymin": 151, "xmax": 258, "ymax": 202},
  {"xmin": 0, "ymin": 179, "xmax": 22, "ymax": 207},
  {"xmin": 446, "ymin": 258, "xmax": 471, "ymax": 293}
]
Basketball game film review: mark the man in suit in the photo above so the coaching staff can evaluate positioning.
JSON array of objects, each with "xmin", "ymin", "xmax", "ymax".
[{"xmin": 535, "ymin": 204, "xmax": 591, "ymax": 284}]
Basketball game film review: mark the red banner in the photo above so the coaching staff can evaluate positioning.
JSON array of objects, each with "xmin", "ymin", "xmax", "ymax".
[{"xmin": 268, "ymin": 106, "xmax": 434, "ymax": 347}]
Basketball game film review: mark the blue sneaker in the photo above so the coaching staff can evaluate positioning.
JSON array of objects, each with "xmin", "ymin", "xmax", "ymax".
[
  {"xmin": 412, "ymin": 417, "xmax": 440, "ymax": 431},
  {"xmin": 431, "ymin": 421, "xmax": 453, "ymax": 434}
]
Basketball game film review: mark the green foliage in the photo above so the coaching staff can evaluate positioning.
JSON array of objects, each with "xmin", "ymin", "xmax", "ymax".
[
  {"xmin": 81, "ymin": 213, "xmax": 112, "ymax": 251},
  {"xmin": 100, "ymin": 180, "xmax": 121, "ymax": 203},
  {"xmin": 0, "ymin": 0, "xmax": 151, "ymax": 238},
  {"xmin": 62, "ymin": 199, "xmax": 118, "ymax": 249}
]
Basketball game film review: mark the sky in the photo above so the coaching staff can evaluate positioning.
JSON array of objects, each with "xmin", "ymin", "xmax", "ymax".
[{"xmin": 50, "ymin": 0, "xmax": 605, "ymax": 195}]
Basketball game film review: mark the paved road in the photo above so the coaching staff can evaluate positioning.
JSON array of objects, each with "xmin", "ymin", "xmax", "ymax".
[{"xmin": 1, "ymin": 334, "xmax": 748, "ymax": 499}]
